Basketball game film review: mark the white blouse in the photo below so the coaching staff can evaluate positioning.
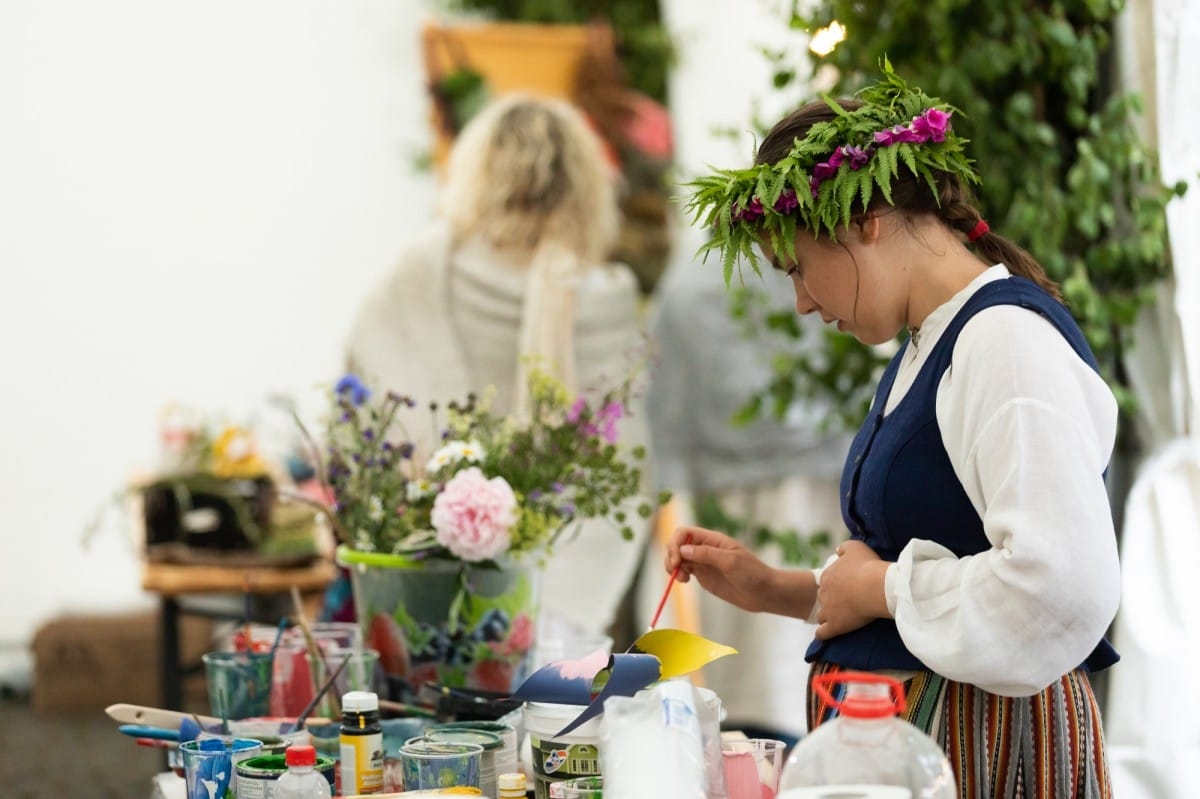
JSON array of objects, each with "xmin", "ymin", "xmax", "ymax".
[{"xmin": 880, "ymin": 264, "xmax": 1122, "ymax": 696}]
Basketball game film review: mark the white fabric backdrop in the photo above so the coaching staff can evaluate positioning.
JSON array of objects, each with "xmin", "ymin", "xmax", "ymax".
[{"xmin": 1106, "ymin": 0, "xmax": 1200, "ymax": 796}]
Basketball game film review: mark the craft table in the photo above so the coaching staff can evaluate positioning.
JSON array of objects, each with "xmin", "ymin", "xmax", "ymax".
[{"xmin": 141, "ymin": 558, "xmax": 337, "ymax": 711}]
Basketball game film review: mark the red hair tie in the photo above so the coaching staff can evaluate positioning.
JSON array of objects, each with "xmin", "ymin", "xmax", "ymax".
[{"xmin": 967, "ymin": 219, "xmax": 989, "ymax": 243}]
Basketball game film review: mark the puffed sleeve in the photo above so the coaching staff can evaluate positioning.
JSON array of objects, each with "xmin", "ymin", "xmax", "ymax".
[{"xmin": 885, "ymin": 305, "xmax": 1121, "ymax": 696}]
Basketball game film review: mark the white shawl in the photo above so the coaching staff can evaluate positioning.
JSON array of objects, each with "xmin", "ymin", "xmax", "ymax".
[{"xmin": 345, "ymin": 224, "xmax": 654, "ymax": 637}]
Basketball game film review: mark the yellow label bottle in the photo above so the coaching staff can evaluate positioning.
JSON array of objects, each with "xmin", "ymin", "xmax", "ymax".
[{"xmin": 339, "ymin": 690, "xmax": 383, "ymax": 794}]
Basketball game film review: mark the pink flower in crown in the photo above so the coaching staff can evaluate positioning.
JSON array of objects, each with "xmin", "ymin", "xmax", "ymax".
[
  {"xmin": 843, "ymin": 145, "xmax": 871, "ymax": 170},
  {"xmin": 911, "ymin": 108, "xmax": 952, "ymax": 143},
  {"xmin": 812, "ymin": 161, "xmax": 839, "ymax": 182},
  {"xmin": 431, "ymin": 467, "xmax": 516, "ymax": 562},
  {"xmin": 734, "ymin": 196, "xmax": 764, "ymax": 223},
  {"xmin": 774, "ymin": 188, "xmax": 799, "ymax": 213}
]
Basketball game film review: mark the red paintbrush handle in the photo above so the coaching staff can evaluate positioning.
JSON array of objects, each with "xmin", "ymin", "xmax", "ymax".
[{"xmin": 649, "ymin": 532, "xmax": 692, "ymax": 630}]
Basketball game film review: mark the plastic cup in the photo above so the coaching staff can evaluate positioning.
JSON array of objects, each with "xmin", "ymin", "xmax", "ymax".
[
  {"xmin": 180, "ymin": 737, "xmax": 262, "ymax": 799},
  {"xmin": 555, "ymin": 775, "xmax": 604, "ymax": 798},
  {"xmin": 203, "ymin": 651, "xmax": 274, "ymax": 720},
  {"xmin": 400, "ymin": 738, "xmax": 484, "ymax": 791},
  {"xmin": 721, "ymin": 738, "xmax": 787, "ymax": 799},
  {"xmin": 269, "ymin": 626, "xmax": 369, "ymax": 717}
]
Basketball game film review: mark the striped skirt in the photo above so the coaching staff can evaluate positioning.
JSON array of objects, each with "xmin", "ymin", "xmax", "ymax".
[{"xmin": 807, "ymin": 661, "xmax": 1112, "ymax": 799}]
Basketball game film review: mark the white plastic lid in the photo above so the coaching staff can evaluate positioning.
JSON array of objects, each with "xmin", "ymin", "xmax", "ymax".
[
  {"xmin": 341, "ymin": 690, "xmax": 379, "ymax": 713},
  {"xmin": 498, "ymin": 772, "xmax": 527, "ymax": 790}
]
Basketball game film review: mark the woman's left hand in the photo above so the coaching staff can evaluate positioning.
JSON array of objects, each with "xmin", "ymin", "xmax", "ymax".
[{"xmin": 814, "ymin": 540, "xmax": 892, "ymax": 640}]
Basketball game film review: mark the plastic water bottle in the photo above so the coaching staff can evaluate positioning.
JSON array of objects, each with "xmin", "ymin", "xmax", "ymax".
[
  {"xmin": 778, "ymin": 671, "xmax": 956, "ymax": 799},
  {"xmin": 275, "ymin": 744, "xmax": 333, "ymax": 799}
]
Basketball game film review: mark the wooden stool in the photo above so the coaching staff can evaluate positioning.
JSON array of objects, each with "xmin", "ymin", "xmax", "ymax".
[{"xmin": 142, "ymin": 559, "xmax": 336, "ymax": 711}]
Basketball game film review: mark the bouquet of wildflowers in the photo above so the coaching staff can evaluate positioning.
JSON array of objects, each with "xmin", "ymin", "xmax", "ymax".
[{"xmin": 303, "ymin": 367, "xmax": 657, "ymax": 566}]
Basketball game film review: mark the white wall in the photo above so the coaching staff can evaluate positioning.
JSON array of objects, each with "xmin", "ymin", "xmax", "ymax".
[
  {"xmin": 0, "ymin": 0, "xmax": 438, "ymax": 684},
  {"xmin": 660, "ymin": 0, "xmax": 816, "ymax": 253}
]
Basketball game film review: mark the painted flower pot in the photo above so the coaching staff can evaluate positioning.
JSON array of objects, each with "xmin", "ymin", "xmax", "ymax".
[{"xmin": 337, "ymin": 545, "xmax": 541, "ymax": 695}]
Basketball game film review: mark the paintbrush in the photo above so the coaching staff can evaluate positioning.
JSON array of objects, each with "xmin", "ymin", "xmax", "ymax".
[
  {"xmin": 291, "ymin": 652, "xmax": 352, "ymax": 733},
  {"xmin": 625, "ymin": 532, "xmax": 693, "ymax": 654},
  {"xmin": 243, "ymin": 575, "xmax": 254, "ymax": 652},
  {"xmin": 290, "ymin": 586, "xmax": 341, "ymax": 717}
]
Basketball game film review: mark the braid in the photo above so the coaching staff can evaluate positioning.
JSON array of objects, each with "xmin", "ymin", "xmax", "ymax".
[{"xmin": 933, "ymin": 177, "xmax": 1064, "ymax": 302}]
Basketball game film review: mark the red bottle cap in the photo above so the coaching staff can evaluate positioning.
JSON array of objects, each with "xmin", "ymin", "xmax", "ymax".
[{"xmin": 285, "ymin": 744, "xmax": 317, "ymax": 767}]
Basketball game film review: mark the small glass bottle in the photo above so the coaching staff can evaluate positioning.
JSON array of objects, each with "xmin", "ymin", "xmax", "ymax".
[
  {"xmin": 340, "ymin": 690, "xmax": 384, "ymax": 795},
  {"xmin": 498, "ymin": 771, "xmax": 528, "ymax": 798},
  {"xmin": 275, "ymin": 744, "xmax": 332, "ymax": 799}
]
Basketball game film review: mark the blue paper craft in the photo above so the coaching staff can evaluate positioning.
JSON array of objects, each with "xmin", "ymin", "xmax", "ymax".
[
  {"xmin": 509, "ymin": 648, "xmax": 612, "ymax": 705},
  {"xmin": 511, "ymin": 649, "xmax": 662, "ymax": 738},
  {"xmin": 510, "ymin": 629, "xmax": 739, "ymax": 739}
]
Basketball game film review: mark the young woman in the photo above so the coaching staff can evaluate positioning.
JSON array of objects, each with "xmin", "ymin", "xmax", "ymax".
[{"xmin": 671, "ymin": 66, "xmax": 1120, "ymax": 798}]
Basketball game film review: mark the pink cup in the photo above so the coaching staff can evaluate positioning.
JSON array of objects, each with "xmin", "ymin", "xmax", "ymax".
[{"xmin": 721, "ymin": 738, "xmax": 786, "ymax": 799}]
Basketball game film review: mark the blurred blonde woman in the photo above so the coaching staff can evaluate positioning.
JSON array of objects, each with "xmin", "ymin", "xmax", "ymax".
[{"xmin": 344, "ymin": 94, "xmax": 652, "ymax": 648}]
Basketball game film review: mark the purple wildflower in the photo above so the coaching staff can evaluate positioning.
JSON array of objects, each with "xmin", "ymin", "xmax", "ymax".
[
  {"xmin": 566, "ymin": 397, "xmax": 588, "ymax": 424},
  {"xmin": 529, "ymin": 489, "xmax": 543, "ymax": 501},
  {"xmin": 335, "ymin": 374, "xmax": 371, "ymax": 406},
  {"xmin": 551, "ymin": 481, "xmax": 565, "ymax": 493},
  {"xmin": 560, "ymin": 503, "xmax": 576, "ymax": 516}
]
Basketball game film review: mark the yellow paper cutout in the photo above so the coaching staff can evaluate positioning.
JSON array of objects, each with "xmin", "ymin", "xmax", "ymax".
[{"xmin": 630, "ymin": 628, "xmax": 737, "ymax": 679}]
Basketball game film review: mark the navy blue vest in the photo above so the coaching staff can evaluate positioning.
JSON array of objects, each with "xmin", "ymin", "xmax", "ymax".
[{"xmin": 807, "ymin": 276, "xmax": 1119, "ymax": 673}]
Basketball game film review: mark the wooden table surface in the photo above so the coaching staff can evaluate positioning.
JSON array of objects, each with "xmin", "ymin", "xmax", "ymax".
[{"xmin": 141, "ymin": 558, "xmax": 337, "ymax": 596}]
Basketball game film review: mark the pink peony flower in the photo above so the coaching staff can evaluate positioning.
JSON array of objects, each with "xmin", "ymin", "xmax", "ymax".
[{"xmin": 431, "ymin": 467, "xmax": 516, "ymax": 561}]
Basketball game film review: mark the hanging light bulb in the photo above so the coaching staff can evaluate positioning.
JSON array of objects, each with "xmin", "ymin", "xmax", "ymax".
[{"xmin": 809, "ymin": 20, "xmax": 847, "ymax": 56}]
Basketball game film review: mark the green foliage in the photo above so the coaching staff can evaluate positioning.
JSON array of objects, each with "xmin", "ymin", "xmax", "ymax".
[
  {"xmin": 743, "ymin": 0, "xmax": 1186, "ymax": 426},
  {"xmin": 729, "ymin": 284, "xmax": 890, "ymax": 430},
  {"xmin": 693, "ymin": 494, "xmax": 832, "ymax": 567},
  {"xmin": 442, "ymin": 0, "xmax": 674, "ymax": 102}
]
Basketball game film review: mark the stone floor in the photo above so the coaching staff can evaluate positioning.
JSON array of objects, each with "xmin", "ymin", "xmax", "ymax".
[{"xmin": 0, "ymin": 691, "xmax": 169, "ymax": 798}]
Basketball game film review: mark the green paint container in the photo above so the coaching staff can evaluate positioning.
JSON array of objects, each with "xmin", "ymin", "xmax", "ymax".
[{"xmin": 235, "ymin": 753, "xmax": 335, "ymax": 799}]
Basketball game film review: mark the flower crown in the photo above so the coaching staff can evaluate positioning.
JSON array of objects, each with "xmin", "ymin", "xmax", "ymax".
[{"xmin": 685, "ymin": 59, "xmax": 980, "ymax": 282}]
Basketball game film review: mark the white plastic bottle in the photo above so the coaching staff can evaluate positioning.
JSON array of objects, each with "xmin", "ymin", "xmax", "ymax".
[
  {"xmin": 275, "ymin": 744, "xmax": 333, "ymax": 799},
  {"xmin": 778, "ymin": 671, "xmax": 956, "ymax": 799}
]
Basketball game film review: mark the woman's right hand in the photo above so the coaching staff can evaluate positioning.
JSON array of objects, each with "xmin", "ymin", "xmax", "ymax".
[{"xmin": 665, "ymin": 526, "xmax": 777, "ymax": 613}]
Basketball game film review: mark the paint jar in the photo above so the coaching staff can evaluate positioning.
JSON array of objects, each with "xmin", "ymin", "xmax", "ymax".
[
  {"xmin": 555, "ymin": 775, "xmax": 604, "ymax": 798},
  {"xmin": 236, "ymin": 752, "xmax": 336, "ymax": 799},
  {"xmin": 340, "ymin": 690, "xmax": 384, "ymax": 795},
  {"xmin": 399, "ymin": 739, "xmax": 484, "ymax": 792},
  {"xmin": 423, "ymin": 727, "xmax": 503, "ymax": 799},
  {"xmin": 204, "ymin": 650, "xmax": 274, "ymax": 720},
  {"xmin": 523, "ymin": 702, "xmax": 602, "ymax": 799},
  {"xmin": 381, "ymin": 717, "xmax": 436, "ymax": 792},
  {"xmin": 435, "ymin": 720, "xmax": 519, "ymax": 782},
  {"xmin": 181, "ymin": 737, "xmax": 263, "ymax": 799},
  {"xmin": 270, "ymin": 623, "xmax": 363, "ymax": 717}
]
